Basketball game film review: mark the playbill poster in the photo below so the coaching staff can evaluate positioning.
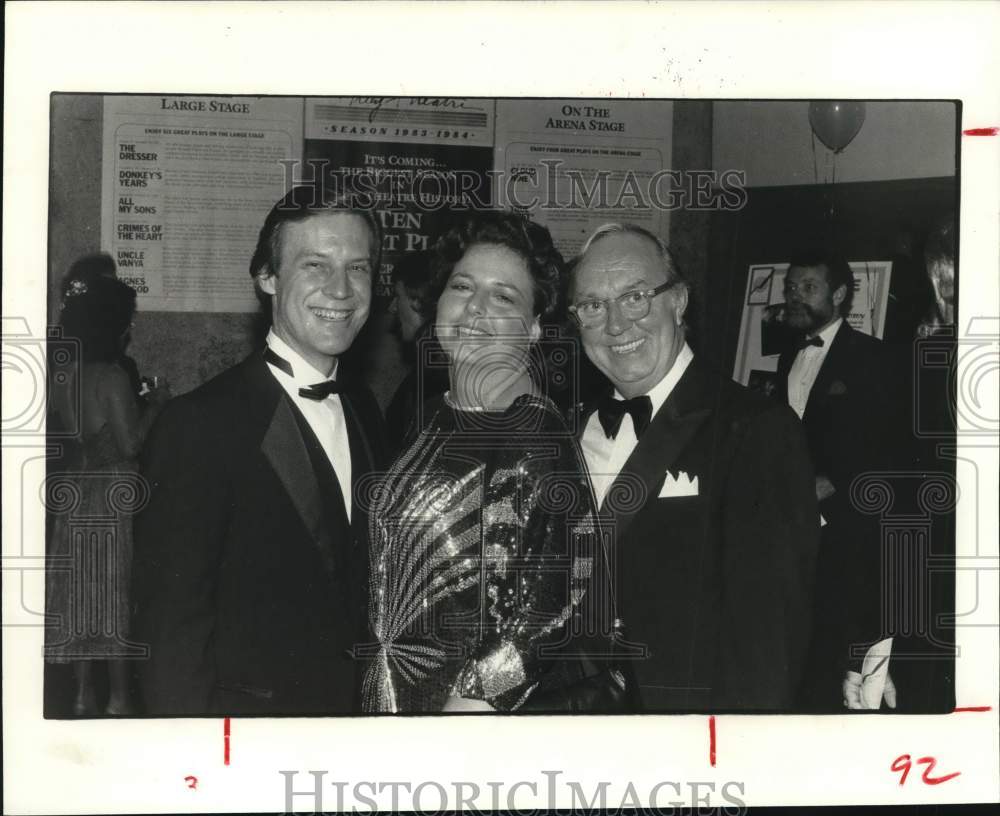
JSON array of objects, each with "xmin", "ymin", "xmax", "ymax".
[
  {"xmin": 494, "ymin": 98, "xmax": 675, "ymax": 256},
  {"xmin": 101, "ymin": 95, "xmax": 303, "ymax": 313},
  {"xmin": 303, "ymin": 96, "xmax": 495, "ymax": 304}
]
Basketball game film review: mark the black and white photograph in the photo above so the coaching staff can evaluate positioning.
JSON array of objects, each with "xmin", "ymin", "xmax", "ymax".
[
  {"xmin": 40, "ymin": 91, "xmax": 961, "ymax": 719},
  {"xmin": 4, "ymin": 3, "xmax": 998, "ymax": 814}
]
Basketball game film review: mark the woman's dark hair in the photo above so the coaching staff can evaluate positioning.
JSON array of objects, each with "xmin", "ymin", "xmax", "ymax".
[
  {"xmin": 431, "ymin": 210, "xmax": 564, "ymax": 318},
  {"xmin": 59, "ymin": 268, "xmax": 137, "ymax": 363},
  {"xmin": 67, "ymin": 252, "xmax": 117, "ymax": 280}
]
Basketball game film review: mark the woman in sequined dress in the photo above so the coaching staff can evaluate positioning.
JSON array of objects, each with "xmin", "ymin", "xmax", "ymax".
[{"xmin": 362, "ymin": 212, "xmax": 603, "ymax": 713}]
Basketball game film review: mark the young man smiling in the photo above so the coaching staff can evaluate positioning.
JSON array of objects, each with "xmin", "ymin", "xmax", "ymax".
[{"xmin": 133, "ymin": 186, "xmax": 385, "ymax": 715}]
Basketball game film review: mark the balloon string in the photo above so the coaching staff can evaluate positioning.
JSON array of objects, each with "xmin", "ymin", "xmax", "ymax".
[
  {"xmin": 811, "ymin": 130, "xmax": 819, "ymax": 185},
  {"xmin": 829, "ymin": 151, "xmax": 837, "ymax": 223}
]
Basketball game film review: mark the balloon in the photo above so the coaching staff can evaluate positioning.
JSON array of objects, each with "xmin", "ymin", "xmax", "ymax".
[{"xmin": 808, "ymin": 101, "xmax": 867, "ymax": 153}]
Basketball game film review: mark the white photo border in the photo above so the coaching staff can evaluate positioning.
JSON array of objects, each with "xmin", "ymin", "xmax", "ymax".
[{"xmin": 4, "ymin": 2, "xmax": 998, "ymax": 812}]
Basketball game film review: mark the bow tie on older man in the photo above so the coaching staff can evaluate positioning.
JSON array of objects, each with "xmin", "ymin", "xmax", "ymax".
[
  {"xmin": 597, "ymin": 393, "xmax": 653, "ymax": 440},
  {"xmin": 795, "ymin": 335, "xmax": 824, "ymax": 352}
]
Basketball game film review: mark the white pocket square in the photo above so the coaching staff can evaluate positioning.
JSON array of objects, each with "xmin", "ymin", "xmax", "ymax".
[{"xmin": 659, "ymin": 470, "xmax": 699, "ymax": 498}]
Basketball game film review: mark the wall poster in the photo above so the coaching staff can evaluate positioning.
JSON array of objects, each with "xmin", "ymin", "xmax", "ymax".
[
  {"xmin": 303, "ymin": 97, "xmax": 495, "ymax": 305},
  {"xmin": 101, "ymin": 95, "xmax": 303, "ymax": 312},
  {"xmin": 494, "ymin": 99, "xmax": 673, "ymax": 259}
]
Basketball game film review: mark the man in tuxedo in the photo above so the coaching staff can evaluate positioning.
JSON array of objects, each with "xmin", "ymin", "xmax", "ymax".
[
  {"xmin": 776, "ymin": 250, "xmax": 898, "ymax": 711},
  {"xmin": 569, "ymin": 224, "xmax": 819, "ymax": 712},
  {"xmin": 133, "ymin": 186, "xmax": 385, "ymax": 715}
]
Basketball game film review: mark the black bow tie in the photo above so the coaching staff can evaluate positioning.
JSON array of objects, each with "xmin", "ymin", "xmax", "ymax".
[
  {"xmin": 298, "ymin": 380, "xmax": 342, "ymax": 400},
  {"xmin": 265, "ymin": 347, "xmax": 341, "ymax": 400},
  {"xmin": 597, "ymin": 393, "xmax": 653, "ymax": 440},
  {"xmin": 795, "ymin": 335, "xmax": 825, "ymax": 352}
]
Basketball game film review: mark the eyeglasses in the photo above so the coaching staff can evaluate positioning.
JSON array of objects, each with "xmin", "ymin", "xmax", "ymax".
[{"xmin": 568, "ymin": 281, "xmax": 673, "ymax": 328}]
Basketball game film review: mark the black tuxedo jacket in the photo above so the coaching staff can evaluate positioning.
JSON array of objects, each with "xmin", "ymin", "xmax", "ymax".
[
  {"xmin": 777, "ymin": 321, "xmax": 897, "ymax": 528},
  {"xmin": 582, "ymin": 359, "xmax": 819, "ymax": 711},
  {"xmin": 132, "ymin": 352, "xmax": 384, "ymax": 716},
  {"xmin": 777, "ymin": 322, "xmax": 898, "ymax": 701}
]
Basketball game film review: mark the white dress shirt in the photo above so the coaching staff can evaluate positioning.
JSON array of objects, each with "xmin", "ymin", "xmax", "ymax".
[
  {"xmin": 265, "ymin": 330, "xmax": 352, "ymax": 518},
  {"xmin": 787, "ymin": 317, "xmax": 842, "ymax": 419},
  {"xmin": 582, "ymin": 342, "xmax": 694, "ymax": 508}
]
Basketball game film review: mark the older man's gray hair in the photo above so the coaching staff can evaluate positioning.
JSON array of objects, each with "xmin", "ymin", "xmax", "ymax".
[{"xmin": 579, "ymin": 223, "xmax": 686, "ymax": 289}]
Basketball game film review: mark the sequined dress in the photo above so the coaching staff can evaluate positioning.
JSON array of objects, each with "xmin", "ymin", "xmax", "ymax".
[{"xmin": 362, "ymin": 393, "xmax": 598, "ymax": 712}]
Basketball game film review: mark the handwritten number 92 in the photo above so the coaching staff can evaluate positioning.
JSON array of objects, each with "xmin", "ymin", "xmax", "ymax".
[{"xmin": 891, "ymin": 755, "xmax": 961, "ymax": 786}]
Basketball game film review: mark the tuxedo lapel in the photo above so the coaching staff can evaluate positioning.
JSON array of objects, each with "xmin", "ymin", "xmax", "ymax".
[
  {"xmin": 803, "ymin": 321, "xmax": 851, "ymax": 422},
  {"xmin": 261, "ymin": 399, "xmax": 323, "ymax": 545},
  {"xmin": 601, "ymin": 361, "xmax": 713, "ymax": 539},
  {"xmin": 339, "ymin": 383, "xmax": 376, "ymax": 543},
  {"xmin": 243, "ymin": 353, "xmax": 339, "ymax": 579},
  {"xmin": 776, "ymin": 349, "xmax": 794, "ymax": 405}
]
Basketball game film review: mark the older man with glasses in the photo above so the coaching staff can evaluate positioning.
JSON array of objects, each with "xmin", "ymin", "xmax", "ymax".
[{"xmin": 567, "ymin": 223, "xmax": 820, "ymax": 712}]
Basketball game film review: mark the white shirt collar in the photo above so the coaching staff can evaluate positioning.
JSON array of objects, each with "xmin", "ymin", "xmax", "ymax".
[
  {"xmin": 266, "ymin": 329, "xmax": 338, "ymax": 385},
  {"xmin": 614, "ymin": 341, "xmax": 694, "ymax": 417},
  {"xmin": 811, "ymin": 317, "xmax": 843, "ymax": 347}
]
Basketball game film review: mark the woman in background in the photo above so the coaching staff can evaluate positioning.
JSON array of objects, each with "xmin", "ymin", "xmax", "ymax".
[
  {"xmin": 46, "ymin": 268, "xmax": 169, "ymax": 714},
  {"xmin": 363, "ymin": 211, "xmax": 609, "ymax": 713}
]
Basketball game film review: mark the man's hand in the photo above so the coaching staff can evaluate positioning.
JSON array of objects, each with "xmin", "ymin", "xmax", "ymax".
[
  {"xmin": 815, "ymin": 474, "xmax": 836, "ymax": 502},
  {"xmin": 442, "ymin": 696, "xmax": 495, "ymax": 713},
  {"xmin": 842, "ymin": 669, "xmax": 897, "ymax": 710}
]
